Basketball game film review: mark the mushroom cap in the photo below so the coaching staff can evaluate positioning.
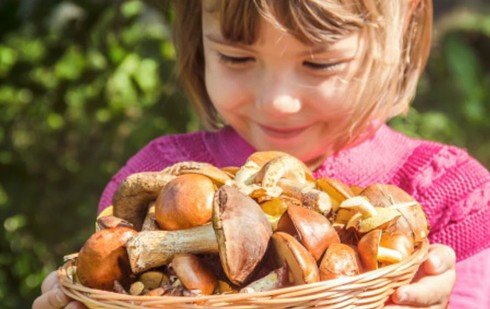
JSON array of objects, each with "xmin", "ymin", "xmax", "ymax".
[
  {"xmin": 271, "ymin": 232, "xmax": 320, "ymax": 285},
  {"xmin": 171, "ymin": 254, "xmax": 217, "ymax": 295},
  {"xmin": 357, "ymin": 229, "xmax": 382, "ymax": 271},
  {"xmin": 77, "ymin": 227, "xmax": 137, "ymax": 290},
  {"xmin": 319, "ymin": 243, "xmax": 362, "ymax": 280},
  {"xmin": 361, "ymin": 184, "xmax": 429, "ymax": 243},
  {"xmin": 213, "ymin": 186, "xmax": 273, "ymax": 285},
  {"xmin": 155, "ymin": 174, "xmax": 215, "ymax": 230},
  {"xmin": 276, "ymin": 204, "xmax": 339, "ymax": 261},
  {"xmin": 380, "ymin": 232, "xmax": 414, "ymax": 259}
]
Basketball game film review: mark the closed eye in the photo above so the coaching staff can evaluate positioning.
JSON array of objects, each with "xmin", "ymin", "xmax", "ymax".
[
  {"xmin": 218, "ymin": 53, "xmax": 255, "ymax": 64},
  {"xmin": 303, "ymin": 61, "xmax": 344, "ymax": 72}
]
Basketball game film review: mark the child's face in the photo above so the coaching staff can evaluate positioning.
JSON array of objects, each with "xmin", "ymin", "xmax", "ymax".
[{"xmin": 202, "ymin": 9, "xmax": 364, "ymax": 168}]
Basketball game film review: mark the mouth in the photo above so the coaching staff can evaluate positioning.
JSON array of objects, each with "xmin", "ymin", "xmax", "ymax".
[{"xmin": 258, "ymin": 123, "xmax": 310, "ymax": 139}]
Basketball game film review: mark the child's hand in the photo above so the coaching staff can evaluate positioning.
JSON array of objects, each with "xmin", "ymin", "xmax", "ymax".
[
  {"xmin": 385, "ymin": 244, "xmax": 456, "ymax": 308},
  {"xmin": 33, "ymin": 271, "xmax": 87, "ymax": 309}
]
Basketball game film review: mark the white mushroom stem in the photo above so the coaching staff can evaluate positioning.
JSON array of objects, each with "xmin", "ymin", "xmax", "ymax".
[
  {"xmin": 259, "ymin": 156, "xmax": 307, "ymax": 188},
  {"xmin": 240, "ymin": 266, "xmax": 288, "ymax": 293},
  {"xmin": 377, "ymin": 247, "xmax": 403, "ymax": 264},
  {"xmin": 339, "ymin": 196, "xmax": 378, "ymax": 218},
  {"xmin": 126, "ymin": 224, "xmax": 218, "ymax": 273},
  {"xmin": 234, "ymin": 160, "xmax": 261, "ymax": 186}
]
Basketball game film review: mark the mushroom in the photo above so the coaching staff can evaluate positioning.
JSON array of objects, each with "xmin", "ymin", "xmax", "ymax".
[
  {"xmin": 76, "ymin": 226, "xmax": 137, "ymax": 290},
  {"xmin": 271, "ymin": 232, "xmax": 320, "ymax": 285},
  {"xmin": 233, "ymin": 151, "xmax": 287, "ymax": 186},
  {"xmin": 126, "ymin": 186, "xmax": 272, "ymax": 286},
  {"xmin": 319, "ymin": 243, "xmax": 362, "ymax": 280},
  {"xmin": 316, "ymin": 177, "xmax": 355, "ymax": 211},
  {"xmin": 113, "ymin": 171, "xmax": 176, "ymax": 230},
  {"xmin": 113, "ymin": 161, "xmax": 231, "ymax": 230},
  {"xmin": 339, "ymin": 197, "xmax": 402, "ymax": 234},
  {"xmin": 255, "ymin": 154, "xmax": 314, "ymax": 188},
  {"xmin": 276, "ymin": 204, "xmax": 340, "ymax": 261},
  {"xmin": 357, "ymin": 229, "xmax": 403, "ymax": 271},
  {"xmin": 361, "ymin": 184, "xmax": 429, "ymax": 244},
  {"xmin": 155, "ymin": 174, "xmax": 216, "ymax": 230},
  {"xmin": 240, "ymin": 265, "xmax": 289, "ymax": 293},
  {"xmin": 170, "ymin": 253, "xmax": 217, "ymax": 295}
]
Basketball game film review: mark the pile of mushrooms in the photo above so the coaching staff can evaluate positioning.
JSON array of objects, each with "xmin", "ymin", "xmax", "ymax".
[{"xmin": 73, "ymin": 151, "xmax": 429, "ymax": 296}]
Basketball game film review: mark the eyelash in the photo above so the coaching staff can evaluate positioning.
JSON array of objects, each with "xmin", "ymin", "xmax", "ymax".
[
  {"xmin": 218, "ymin": 53, "xmax": 254, "ymax": 65},
  {"xmin": 218, "ymin": 53, "xmax": 344, "ymax": 72},
  {"xmin": 303, "ymin": 61, "xmax": 344, "ymax": 72}
]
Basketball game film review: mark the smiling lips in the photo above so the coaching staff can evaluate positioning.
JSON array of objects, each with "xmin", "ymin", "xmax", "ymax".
[{"xmin": 258, "ymin": 124, "xmax": 310, "ymax": 139}]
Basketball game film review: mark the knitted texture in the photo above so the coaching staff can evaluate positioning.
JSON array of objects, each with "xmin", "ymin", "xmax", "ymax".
[{"xmin": 97, "ymin": 125, "xmax": 490, "ymax": 307}]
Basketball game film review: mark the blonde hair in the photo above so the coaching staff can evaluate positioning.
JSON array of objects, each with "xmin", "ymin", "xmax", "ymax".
[{"xmin": 172, "ymin": 0, "xmax": 432, "ymax": 151}]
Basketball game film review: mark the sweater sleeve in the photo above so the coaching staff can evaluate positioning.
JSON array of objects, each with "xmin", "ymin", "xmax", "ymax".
[
  {"xmin": 450, "ymin": 248, "xmax": 490, "ymax": 308},
  {"xmin": 97, "ymin": 135, "xmax": 183, "ymax": 214},
  {"xmin": 404, "ymin": 145, "xmax": 490, "ymax": 261},
  {"xmin": 397, "ymin": 144, "xmax": 490, "ymax": 308}
]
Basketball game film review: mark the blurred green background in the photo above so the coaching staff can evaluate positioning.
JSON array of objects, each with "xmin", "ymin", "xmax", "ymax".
[{"xmin": 0, "ymin": 1, "xmax": 488, "ymax": 307}]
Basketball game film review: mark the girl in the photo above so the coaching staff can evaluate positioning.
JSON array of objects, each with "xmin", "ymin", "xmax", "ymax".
[{"xmin": 35, "ymin": 0, "xmax": 489, "ymax": 308}]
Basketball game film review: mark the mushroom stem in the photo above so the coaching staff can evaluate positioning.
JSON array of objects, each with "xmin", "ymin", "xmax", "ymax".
[
  {"xmin": 339, "ymin": 196, "xmax": 378, "ymax": 218},
  {"xmin": 126, "ymin": 224, "xmax": 218, "ymax": 273},
  {"xmin": 240, "ymin": 265, "xmax": 288, "ymax": 293}
]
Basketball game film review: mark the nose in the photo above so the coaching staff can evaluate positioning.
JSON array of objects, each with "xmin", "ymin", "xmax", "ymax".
[{"xmin": 256, "ymin": 74, "xmax": 302, "ymax": 115}]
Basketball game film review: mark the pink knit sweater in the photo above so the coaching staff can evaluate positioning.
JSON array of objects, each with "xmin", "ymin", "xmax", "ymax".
[{"xmin": 98, "ymin": 125, "xmax": 490, "ymax": 307}]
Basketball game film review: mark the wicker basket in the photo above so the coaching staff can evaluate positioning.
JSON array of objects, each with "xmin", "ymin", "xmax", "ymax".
[{"xmin": 58, "ymin": 239, "xmax": 428, "ymax": 309}]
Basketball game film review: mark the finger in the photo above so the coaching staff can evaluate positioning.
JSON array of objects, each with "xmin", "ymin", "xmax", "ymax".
[
  {"xmin": 392, "ymin": 268, "xmax": 455, "ymax": 307},
  {"xmin": 32, "ymin": 286, "xmax": 71, "ymax": 309},
  {"xmin": 423, "ymin": 244, "xmax": 456, "ymax": 275},
  {"xmin": 41, "ymin": 271, "xmax": 59, "ymax": 294},
  {"xmin": 65, "ymin": 300, "xmax": 88, "ymax": 309}
]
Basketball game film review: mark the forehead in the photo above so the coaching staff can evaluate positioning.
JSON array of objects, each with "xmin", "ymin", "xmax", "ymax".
[
  {"xmin": 201, "ymin": 0, "xmax": 365, "ymax": 46},
  {"xmin": 202, "ymin": 8, "xmax": 361, "ymax": 57}
]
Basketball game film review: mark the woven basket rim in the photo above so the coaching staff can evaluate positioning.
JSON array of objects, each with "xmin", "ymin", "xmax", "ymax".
[{"xmin": 58, "ymin": 239, "xmax": 428, "ymax": 307}]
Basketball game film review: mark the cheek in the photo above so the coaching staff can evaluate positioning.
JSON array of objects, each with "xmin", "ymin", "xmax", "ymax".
[
  {"xmin": 205, "ymin": 61, "xmax": 252, "ymax": 111},
  {"xmin": 309, "ymin": 77, "xmax": 353, "ymax": 115}
]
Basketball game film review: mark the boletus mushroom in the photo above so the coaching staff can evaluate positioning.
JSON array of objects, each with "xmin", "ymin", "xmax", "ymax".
[
  {"xmin": 126, "ymin": 186, "xmax": 272, "ymax": 286},
  {"xmin": 319, "ymin": 243, "xmax": 362, "ymax": 280},
  {"xmin": 155, "ymin": 174, "xmax": 216, "ymax": 230},
  {"xmin": 171, "ymin": 253, "xmax": 217, "ymax": 295},
  {"xmin": 77, "ymin": 226, "xmax": 137, "ymax": 290},
  {"xmin": 361, "ymin": 184, "xmax": 429, "ymax": 244},
  {"xmin": 276, "ymin": 204, "xmax": 339, "ymax": 261},
  {"xmin": 357, "ymin": 229, "xmax": 403, "ymax": 271},
  {"xmin": 271, "ymin": 232, "xmax": 320, "ymax": 285},
  {"xmin": 316, "ymin": 177, "xmax": 355, "ymax": 211}
]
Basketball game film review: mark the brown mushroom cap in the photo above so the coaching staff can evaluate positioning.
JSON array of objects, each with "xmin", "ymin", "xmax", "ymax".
[
  {"xmin": 271, "ymin": 232, "xmax": 320, "ymax": 285},
  {"xmin": 276, "ymin": 204, "xmax": 339, "ymax": 261},
  {"xmin": 357, "ymin": 229, "xmax": 382, "ymax": 271},
  {"xmin": 171, "ymin": 254, "xmax": 217, "ymax": 295},
  {"xmin": 213, "ymin": 186, "xmax": 273, "ymax": 285},
  {"xmin": 77, "ymin": 227, "xmax": 137, "ymax": 290},
  {"xmin": 155, "ymin": 174, "xmax": 215, "ymax": 230},
  {"xmin": 361, "ymin": 184, "xmax": 429, "ymax": 243},
  {"xmin": 319, "ymin": 243, "xmax": 362, "ymax": 280}
]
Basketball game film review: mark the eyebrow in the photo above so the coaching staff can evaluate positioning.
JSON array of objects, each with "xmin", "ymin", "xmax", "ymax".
[
  {"xmin": 204, "ymin": 33, "xmax": 256, "ymax": 52},
  {"xmin": 205, "ymin": 33, "xmax": 339, "ymax": 57}
]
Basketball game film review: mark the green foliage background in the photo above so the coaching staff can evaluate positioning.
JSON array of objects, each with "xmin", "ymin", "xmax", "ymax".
[{"xmin": 0, "ymin": 1, "xmax": 488, "ymax": 307}]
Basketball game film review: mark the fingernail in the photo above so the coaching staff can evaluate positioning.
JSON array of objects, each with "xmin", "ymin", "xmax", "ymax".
[{"xmin": 431, "ymin": 256, "xmax": 441, "ymax": 271}]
